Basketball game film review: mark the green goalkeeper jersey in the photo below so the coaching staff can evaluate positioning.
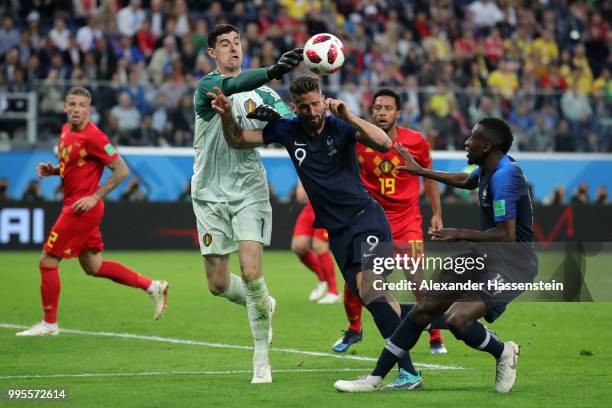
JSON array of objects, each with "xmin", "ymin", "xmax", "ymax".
[{"xmin": 191, "ymin": 68, "xmax": 292, "ymax": 203}]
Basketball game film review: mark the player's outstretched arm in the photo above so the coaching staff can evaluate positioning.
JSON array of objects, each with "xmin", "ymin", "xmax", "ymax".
[
  {"xmin": 216, "ymin": 48, "xmax": 304, "ymax": 97},
  {"xmin": 36, "ymin": 162, "xmax": 59, "ymax": 177},
  {"xmin": 71, "ymin": 156, "xmax": 129, "ymax": 212},
  {"xmin": 326, "ymin": 98, "xmax": 391, "ymax": 152},
  {"xmin": 208, "ymin": 87, "xmax": 264, "ymax": 149},
  {"xmin": 396, "ymin": 144, "xmax": 477, "ymax": 190}
]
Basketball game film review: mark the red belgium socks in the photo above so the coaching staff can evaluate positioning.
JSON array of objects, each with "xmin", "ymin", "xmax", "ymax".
[
  {"xmin": 318, "ymin": 251, "xmax": 339, "ymax": 295},
  {"xmin": 299, "ymin": 251, "xmax": 325, "ymax": 282},
  {"xmin": 343, "ymin": 284, "xmax": 363, "ymax": 333},
  {"xmin": 40, "ymin": 266, "xmax": 60, "ymax": 324},
  {"xmin": 95, "ymin": 260, "xmax": 152, "ymax": 291}
]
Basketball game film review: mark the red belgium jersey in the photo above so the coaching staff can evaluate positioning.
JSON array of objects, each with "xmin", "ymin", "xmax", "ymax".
[
  {"xmin": 357, "ymin": 127, "xmax": 432, "ymax": 241},
  {"xmin": 57, "ymin": 121, "xmax": 119, "ymax": 207}
]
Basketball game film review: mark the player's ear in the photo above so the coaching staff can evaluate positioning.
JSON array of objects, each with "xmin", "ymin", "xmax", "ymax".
[
  {"xmin": 290, "ymin": 102, "xmax": 297, "ymax": 114},
  {"xmin": 206, "ymin": 47, "xmax": 215, "ymax": 59}
]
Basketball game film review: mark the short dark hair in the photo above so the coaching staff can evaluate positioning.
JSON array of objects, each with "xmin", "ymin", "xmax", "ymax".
[
  {"xmin": 289, "ymin": 75, "xmax": 320, "ymax": 99},
  {"xmin": 477, "ymin": 117, "xmax": 513, "ymax": 153},
  {"xmin": 372, "ymin": 88, "xmax": 401, "ymax": 110},
  {"xmin": 65, "ymin": 86, "xmax": 91, "ymax": 101},
  {"xmin": 208, "ymin": 24, "xmax": 239, "ymax": 49}
]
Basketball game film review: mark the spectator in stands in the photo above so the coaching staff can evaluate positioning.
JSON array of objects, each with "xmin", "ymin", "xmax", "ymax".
[
  {"xmin": 139, "ymin": 115, "xmax": 160, "ymax": 146},
  {"xmin": 554, "ymin": 120, "xmax": 575, "ymax": 152},
  {"xmin": 115, "ymin": 35, "xmax": 145, "ymax": 64},
  {"xmin": 120, "ymin": 178, "xmax": 148, "ymax": 202},
  {"xmin": 469, "ymin": 0, "xmax": 503, "ymax": 28},
  {"xmin": 0, "ymin": 177, "xmax": 11, "ymax": 201},
  {"xmin": 524, "ymin": 115, "xmax": 554, "ymax": 152},
  {"xmin": 21, "ymin": 180, "xmax": 44, "ymax": 202},
  {"xmin": 136, "ymin": 19, "xmax": 156, "ymax": 59},
  {"xmin": 509, "ymin": 104, "xmax": 536, "ymax": 148},
  {"xmin": 94, "ymin": 37, "xmax": 117, "ymax": 80},
  {"xmin": 570, "ymin": 183, "xmax": 590, "ymax": 205},
  {"xmin": 121, "ymin": 68, "xmax": 149, "ymax": 113},
  {"xmin": 64, "ymin": 35, "xmax": 83, "ymax": 67},
  {"xmin": 544, "ymin": 186, "xmax": 566, "ymax": 206},
  {"xmin": 117, "ymin": 0, "xmax": 145, "ymax": 37},
  {"xmin": 172, "ymin": 0, "xmax": 192, "ymax": 38},
  {"xmin": 148, "ymin": 35, "xmax": 178, "ymax": 84},
  {"xmin": 561, "ymin": 80, "xmax": 593, "ymax": 148},
  {"xmin": 77, "ymin": 15, "xmax": 103, "ymax": 53},
  {"xmin": 49, "ymin": 17, "xmax": 70, "ymax": 51},
  {"xmin": 168, "ymin": 93, "xmax": 195, "ymax": 146},
  {"xmin": 595, "ymin": 186, "xmax": 608, "ymax": 205},
  {"xmin": 109, "ymin": 92, "xmax": 141, "ymax": 145},
  {"xmin": 0, "ymin": 16, "xmax": 20, "ymax": 54},
  {"xmin": 177, "ymin": 181, "xmax": 191, "ymax": 203},
  {"xmin": 469, "ymin": 96, "xmax": 500, "ymax": 125},
  {"xmin": 487, "ymin": 59, "xmax": 519, "ymax": 101},
  {"xmin": 441, "ymin": 185, "xmax": 460, "ymax": 204}
]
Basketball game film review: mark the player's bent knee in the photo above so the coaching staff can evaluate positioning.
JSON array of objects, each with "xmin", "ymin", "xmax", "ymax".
[
  {"xmin": 39, "ymin": 252, "xmax": 59, "ymax": 269},
  {"xmin": 207, "ymin": 281, "xmax": 227, "ymax": 296},
  {"xmin": 241, "ymin": 266, "xmax": 261, "ymax": 281},
  {"xmin": 444, "ymin": 310, "xmax": 473, "ymax": 335},
  {"xmin": 291, "ymin": 240, "xmax": 308, "ymax": 256}
]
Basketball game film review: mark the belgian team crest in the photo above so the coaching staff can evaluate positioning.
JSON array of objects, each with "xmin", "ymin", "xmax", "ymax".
[
  {"xmin": 379, "ymin": 160, "xmax": 395, "ymax": 174},
  {"xmin": 203, "ymin": 233, "xmax": 213, "ymax": 247},
  {"xmin": 244, "ymin": 99, "xmax": 257, "ymax": 113}
]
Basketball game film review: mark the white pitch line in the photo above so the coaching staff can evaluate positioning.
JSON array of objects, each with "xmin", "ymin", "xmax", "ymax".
[
  {"xmin": 0, "ymin": 368, "xmax": 373, "ymax": 380},
  {"xmin": 0, "ymin": 323, "xmax": 463, "ymax": 371}
]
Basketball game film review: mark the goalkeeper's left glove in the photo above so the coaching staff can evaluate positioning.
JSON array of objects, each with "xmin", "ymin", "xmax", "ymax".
[{"xmin": 246, "ymin": 104, "xmax": 282, "ymax": 121}]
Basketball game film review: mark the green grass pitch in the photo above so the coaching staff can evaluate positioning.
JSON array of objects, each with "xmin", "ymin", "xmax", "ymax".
[{"xmin": 1, "ymin": 251, "xmax": 611, "ymax": 407}]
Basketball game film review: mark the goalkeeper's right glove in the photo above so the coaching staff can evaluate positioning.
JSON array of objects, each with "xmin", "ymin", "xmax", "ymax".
[
  {"xmin": 266, "ymin": 48, "xmax": 304, "ymax": 80},
  {"xmin": 246, "ymin": 104, "xmax": 282, "ymax": 121}
]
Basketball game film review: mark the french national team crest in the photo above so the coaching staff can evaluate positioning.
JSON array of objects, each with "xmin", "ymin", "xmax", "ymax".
[
  {"xmin": 203, "ymin": 233, "xmax": 213, "ymax": 247},
  {"xmin": 244, "ymin": 99, "xmax": 257, "ymax": 114}
]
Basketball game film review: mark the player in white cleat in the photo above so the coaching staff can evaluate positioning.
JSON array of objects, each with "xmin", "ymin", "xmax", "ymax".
[
  {"xmin": 251, "ymin": 361, "xmax": 272, "ymax": 384},
  {"xmin": 149, "ymin": 280, "xmax": 170, "ymax": 320},
  {"xmin": 495, "ymin": 341, "xmax": 520, "ymax": 393},
  {"xmin": 334, "ymin": 375, "xmax": 382, "ymax": 392},
  {"xmin": 16, "ymin": 322, "xmax": 59, "ymax": 336},
  {"xmin": 317, "ymin": 292, "xmax": 341, "ymax": 304},
  {"xmin": 308, "ymin": 281, "xmax": 328, "ymax": 301}
]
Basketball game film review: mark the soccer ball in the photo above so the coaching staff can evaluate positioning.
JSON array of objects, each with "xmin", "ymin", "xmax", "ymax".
[{"xmin": 303, "ymin": 33, "xmax": 345, "ymax": 75}]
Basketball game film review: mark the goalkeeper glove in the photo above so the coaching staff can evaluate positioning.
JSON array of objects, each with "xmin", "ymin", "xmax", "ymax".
[
  {"xmin": 266, "ymin": 48, "xmax": 304, "ymax": 80},
  {"xmin": 246, "ymin": 104, "xmax": 282, "ymax": 121}
]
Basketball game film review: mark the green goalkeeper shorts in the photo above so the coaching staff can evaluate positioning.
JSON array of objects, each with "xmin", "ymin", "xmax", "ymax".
[{"xmin": 192, "ymin": 198, "xmax": 272, "ymax": 255}]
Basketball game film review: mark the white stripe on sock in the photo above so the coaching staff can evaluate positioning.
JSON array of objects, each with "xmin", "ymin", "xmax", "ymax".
[{"xmin": 477, "ymin": 329, "xmax": 491, "ymax": 350}]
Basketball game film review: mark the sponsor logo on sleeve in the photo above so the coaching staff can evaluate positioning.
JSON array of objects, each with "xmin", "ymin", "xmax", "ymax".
[{"xmin": 104, "ymin": 143, "xmax": 116, "ymax": 156}]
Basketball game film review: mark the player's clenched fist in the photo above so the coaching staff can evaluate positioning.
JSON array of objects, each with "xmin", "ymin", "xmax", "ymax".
[
  {"xmin": 37, "ymin": 162, "xmax": 57, "ymax": 177},
  {"xmin": 207, "ymin": 87, "xmax": 232, "ymax": 117},
  {"xmin": 325, "ymin": 98, "xmax": 351, "ymax": 121}
]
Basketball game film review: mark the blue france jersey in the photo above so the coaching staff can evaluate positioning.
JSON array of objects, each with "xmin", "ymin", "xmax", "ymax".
[
  {"xmin": 262, "ymin": 115, "xmax": 373, "ymax": 232},
  {"xmin": 468, "ymin": 155, "xmax": 534, "ymax": 242}
]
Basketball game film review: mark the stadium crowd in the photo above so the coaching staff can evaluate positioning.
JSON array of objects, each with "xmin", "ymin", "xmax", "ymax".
[{"xmin": 0, "ymin": 0, "xmax": 610, "ymax": 151}]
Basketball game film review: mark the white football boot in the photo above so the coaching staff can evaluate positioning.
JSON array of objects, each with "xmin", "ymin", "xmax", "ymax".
[
  {"xmin": 308, "ymin": 281, "xmax": 328, "ymax": 301},
  {"xmin": 16, "ymin": 322, "xmax": 59, "ymax": 336},
  {"xmin": 495, "ymin": 341, "xmax": 520, "ymax": 393},
  {"xmin": 150, "ymin": 280, "xmax": 170, "ymax": 320}
]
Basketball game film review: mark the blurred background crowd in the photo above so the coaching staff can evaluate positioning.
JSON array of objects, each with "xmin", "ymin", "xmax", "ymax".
[{"xmin": 0, "ymin": 0, "xmax": 610, "ymax": 152}]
